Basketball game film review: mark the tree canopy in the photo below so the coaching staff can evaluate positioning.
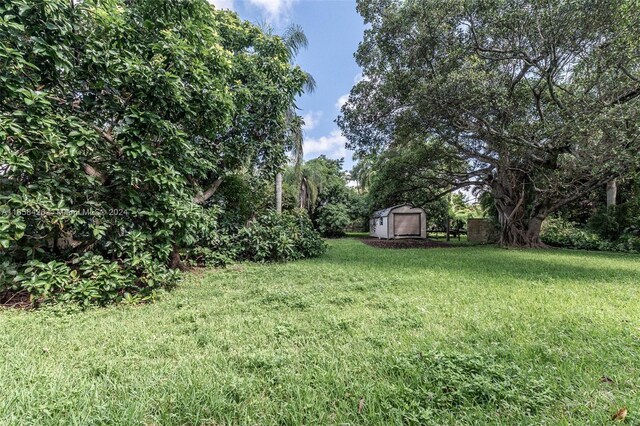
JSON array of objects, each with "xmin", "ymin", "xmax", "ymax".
[
  {"xmin": 338, "ymin": 0, "xmax": 640, "ymax": 246},
  {"xmin": 0, "ymin": 0, "xmax": 314, "ymax": 305}
]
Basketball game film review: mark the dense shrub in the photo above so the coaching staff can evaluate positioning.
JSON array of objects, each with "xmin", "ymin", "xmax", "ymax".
[
  {"xmin": 1, "ymin": 255, "xmax": 179, "ymax": 307},
  {"xmin": 314, "ymin": 203, "xmax": 351, "ymax": 237},
  {"xmin": 588, "ymin": 207, "xmax": 623, "ymax": 240},
  {"xmin": 588, "ymin": 203, "xmax": 640, "ymax": 240},
  {"xmin": 184, "ymin": 246, "xmax": 234, "ymax": 268},
  {"xmin": 541, "ymin": 217, "xmax": 640, "ymax": 253},
  {"xmin": 540, "ymin": 218, "xmax": 603, "ymax": 250},
  {"xmin": 0, "ymin": 0, "xmax": 308, "ymax": 306},
  {"xmin": 235, "ymin": 210, "xmax": 327, "ymax": 262}
]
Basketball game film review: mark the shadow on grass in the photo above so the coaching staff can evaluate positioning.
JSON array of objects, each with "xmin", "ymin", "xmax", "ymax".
[{"xmin": 317, "ymin": 241, "xmax": 640, "ymax": 285}]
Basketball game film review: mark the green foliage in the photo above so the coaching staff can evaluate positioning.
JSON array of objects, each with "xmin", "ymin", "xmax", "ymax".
[
  {"xmin": 1, "ymin": 255, "xmax": 178, "ymax": 307},
  {"xmin": 346, "ymin": 191, "xmax": 370, "ymax": 231},
  {"xmin": 284, "ymin": 156, "xmax": 358, "ymax": 236},
  {"xmin": 588, "ymin": 202, "xmax": 640, "ymax": 240},
  {"xmin": 449, "ymin": 194, "xmax": 484, "ymax": 227},
  {"xmin": 0, "ymin": 0, "xmax": 310, "ymax": 305},
  {"xmin": 588, "ymin": 207, "xmax": 624, "ymax": 240},
  {"xmin": 184, "ymin": 247, "xmax": 233, "ymax": 268},
  {"xmin": 541, "ymin": 217, "xmax": 640, "ymax": 253},
  {"xmin": 314, "ymin": 203, "xmax": 351, "ymax": 237},
  {"xmin": 213, "ymin": 174, "xmax": 272, "ymax": 232},
  {"xmin": 304, "ymin": 156, "xmax": 351, "ymax": 209},
  {"xmin": 235, "ymin": 210, "xmax": 326, "ymax": 262},
  {"xmin": 340, "ymin": 0, "xmax": 640, "ymax": 246},
  {"xmin": 540, "ymin": 218, "xmax": 604, "ymax": 251}
]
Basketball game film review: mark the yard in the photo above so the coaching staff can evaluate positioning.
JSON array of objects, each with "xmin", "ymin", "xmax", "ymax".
[{"xmin": 1, "ymin": 238, "xmax": 639, "ymax": 425}]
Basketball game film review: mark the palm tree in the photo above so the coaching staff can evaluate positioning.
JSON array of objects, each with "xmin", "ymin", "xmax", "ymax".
[
  {"xmin": 275, "ymin": 24, "xmax": 316, "ymax": 213},
  {"xmin": 351, "ymin": 154, "xmax": 377, "ymax": 194},
  {"xmin": 284, "ymin": 161, "xmax": 323, "ymax": 212},
  {"xmin": 298, "ymin": 164, "xmax": 324, "ymax": 211}
]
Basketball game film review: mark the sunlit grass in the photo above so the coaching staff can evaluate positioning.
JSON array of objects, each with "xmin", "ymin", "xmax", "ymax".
[{"xmin": 1, "ymin": 239, "xmax": 639, "ymax": 424}]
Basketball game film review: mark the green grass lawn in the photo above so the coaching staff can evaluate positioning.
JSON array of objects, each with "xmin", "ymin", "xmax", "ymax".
[{"xmin": 1, "ymin": 240, "xmax": 639, "ymax": 425}]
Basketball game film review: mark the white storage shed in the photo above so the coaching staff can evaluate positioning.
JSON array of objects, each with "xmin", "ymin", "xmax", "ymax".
[{"xmin": 369, "ymin": 204, "xmax": 427, "ymax": 239}]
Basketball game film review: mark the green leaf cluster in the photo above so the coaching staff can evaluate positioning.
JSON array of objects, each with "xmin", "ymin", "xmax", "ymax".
[
  {"xmin": 1, "ymin": 0, "xmax": 310, "ymax": 306},
  {"xmin": 235, "ymin": 210, "xmax": 327, "ymax": 262}
]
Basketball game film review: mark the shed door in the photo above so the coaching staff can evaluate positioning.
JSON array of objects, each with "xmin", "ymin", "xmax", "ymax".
[{"xmin": 394, "ymin": 213, "xmax": 421, "ymax": 236}]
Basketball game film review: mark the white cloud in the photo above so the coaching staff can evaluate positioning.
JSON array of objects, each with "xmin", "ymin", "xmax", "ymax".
[
  {"xmin": 353, "ymin": 73, "xmax": 372, "ymax": 85},
  {"xmin": 208, "ymin": 0, "xmax": 234, "ymax": 10},
  {"xmin": 335, "ymin": 93, "xmax": 349, "ymax": 110},
  {"xmin": 302, "ymin": 111, "xmax": 322, "ymax": 131},
  {"xmin": 304, "ymin": 129, "xmax": 348, "ymax": 159},
  {"xmin": 248, "ymin": 0, "xmax": 296, "ymax": 22},
  {"xmin": 209, "ymin": 0, "xmax": 295, "ymax": 21}
]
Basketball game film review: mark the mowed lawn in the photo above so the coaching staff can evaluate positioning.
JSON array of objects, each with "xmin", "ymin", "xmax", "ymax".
[{"xmin": 1, "ymin": 239, "xmax": 639, "ymax": 425}]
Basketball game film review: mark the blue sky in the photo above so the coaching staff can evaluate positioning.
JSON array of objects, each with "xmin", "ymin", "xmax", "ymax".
[{"xmin": 208, "ymin": 0, "xmax": 365, "ymax": 170}]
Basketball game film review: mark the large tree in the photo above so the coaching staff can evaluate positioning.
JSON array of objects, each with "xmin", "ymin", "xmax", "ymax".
[
  {"xmin": 1, "ymin": 0, "xmax": 308, "ymax": 302},
  {"xmin": 338, "ymin": 0, "xmax": 640, "ymax": 246},
  {"xmin": 277, "ymin": 24, "xmax": 316, "ymax": 214}
]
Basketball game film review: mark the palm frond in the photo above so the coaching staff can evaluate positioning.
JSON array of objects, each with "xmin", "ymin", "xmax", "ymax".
[
  {"xmin": 303, "ymin": 72, "xmax": 316, "ymax": 94},
  {"xmin": 283, "ymin": 24, "xmax": 308, "ymax": 57}
]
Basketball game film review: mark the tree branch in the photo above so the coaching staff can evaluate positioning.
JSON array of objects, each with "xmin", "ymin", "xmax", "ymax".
[
  {"xmin": 82, "ymin": 163, "xmax": 105, "ymax": 184},
  {"xmin": 193, "ymin": 179, "xmax": 223, "ymax": 204}
]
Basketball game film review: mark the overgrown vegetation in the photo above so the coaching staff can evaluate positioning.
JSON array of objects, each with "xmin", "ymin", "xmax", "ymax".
[
  {"xmin": 339, "ymin": 0, "xmax": 640, "ymax": 246},
  {"xmin": 235, "ymin": 210, "xmax": 327, "ymax": 262},
  {"xmin": 281, "ymin": 156, "xmax": 363, "ymax": 237},
  {"xmin": 539, "ymin": 175, "xmax": 640, "ymax": 252},
  {"xmin": 0, "ymin": 0, "xmax": 322, "ymax": 306},
  {"xmin": 2, "ymin": 239, "xmax": 639, "ymax": 424},
  {"xmin": 541, "ymin": 217, "xmax": 640, "ymax": 253}
]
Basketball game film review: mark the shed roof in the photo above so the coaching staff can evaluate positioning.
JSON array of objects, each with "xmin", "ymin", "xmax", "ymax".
[{"xmin": 372, "ymin": 203, "xmax": 414, "ymax": 218}]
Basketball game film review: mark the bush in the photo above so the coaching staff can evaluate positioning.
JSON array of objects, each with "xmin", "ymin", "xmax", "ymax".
[
  {"xmin": 541, "ymin": 217, "xmax": 639, "ymax": 253},
  {"xmin": 588, "ymin": 207, "xmax": 623, "ymax": 240},
  {"xmin": 588, "ymin": 202, "xmax": 640, "ymax": 240},
  {"xmin": 541, "ymin": 217, "xmax": 603, "ymax": 250},
  {"xmin": 611, "ymin": 234, "xmax": 640, "ymax": 253},
  {"xmin": 0, "ymin": 0, "xmax": 307, "ymax": 307},
  {"xmin": 184, "ymin": 247, "xmax": 233, "ymax": 268},
  {"xmin": 314, "ymin": 203, "xmax": 351, "ymax": 237},
  {"xmin": 235, "ymin": 210, "xmax": 327, "ymax": 262},
  {"xmin": 1, "ymin": 255, "xmax": 179, "ymax": 307}
]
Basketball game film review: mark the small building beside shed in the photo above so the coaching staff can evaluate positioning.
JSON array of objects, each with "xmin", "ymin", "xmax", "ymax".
[
  {"xmin": 370, "ymin": 204, "xmax": 427, "ymax": 239},
  {"xmin": 467, "ymin": 218, "xmax": 498, "ymax": 243}
]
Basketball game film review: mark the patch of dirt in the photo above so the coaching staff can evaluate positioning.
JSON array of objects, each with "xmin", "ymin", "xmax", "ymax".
[
  {"xmin": 360, "ymin": 237, "xmax": 453, "ymax": 249},
  {"xmin": 0, "ymin": 290, "xmax": 33, "ymax": 309}
]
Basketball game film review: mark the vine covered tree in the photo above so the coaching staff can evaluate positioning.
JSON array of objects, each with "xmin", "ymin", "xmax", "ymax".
[{"xmin": 338, "ymin": 0, "xmax": 640, "ymax": 246}]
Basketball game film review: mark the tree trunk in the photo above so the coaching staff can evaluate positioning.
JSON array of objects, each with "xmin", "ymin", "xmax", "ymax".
[
  {"xmin": 169, "ymin": 244, "xmax": 188, "ymax": 271},
  {"xmin": 496, "ymin": 205, "xmax": 547, "ymax": 247},
  {"xmin": 606, "ymin": 179, "xmax": 617, "ymax": 207},
  {"xmin": 493, "ymin": 173, "xmax": 547, "ymax": 247},
  {"xmin": 445, "ymin": 216, "xmax": 450, "ymax": 242},
  {"xmin": 298, "ymin": 178, "xmax": 308, "ymax": 210},
  {"xmin": 275, "ymin": 172, "xmax": 283, "ymax": 214},
  {"xmin": 193, "ymin": 178, "xmax": 222, "ymax": 205}
]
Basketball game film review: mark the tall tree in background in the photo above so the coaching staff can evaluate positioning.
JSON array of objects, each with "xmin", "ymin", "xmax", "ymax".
[
  {"xmin": 351, "ymin": 153, "xmax": 377, "ymax": 194},
  {"xmin": 339, "ymin": 0, "xmax": 640, "ymax": 246},
  {"xmin": 275, "ymin": 24, "xmax": 316, "ymax": 213}
]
